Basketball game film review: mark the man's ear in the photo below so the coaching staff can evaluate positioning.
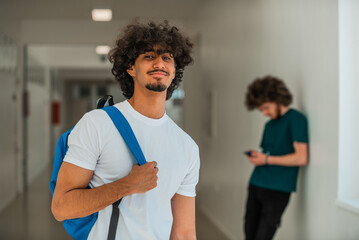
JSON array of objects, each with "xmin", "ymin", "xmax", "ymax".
[{"xmin": 127, "ymin": 65, "xmax": 135, "ymax": 77}]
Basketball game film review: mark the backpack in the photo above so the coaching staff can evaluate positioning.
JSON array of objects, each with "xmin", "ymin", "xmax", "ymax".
[{"xmin": 49, "ymin": 95, "xmax": 147, "ymax": 240}]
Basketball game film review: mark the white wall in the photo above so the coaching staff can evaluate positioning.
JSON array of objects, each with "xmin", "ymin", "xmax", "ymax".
[
  {"xmin": 184, "ymin": 0, "xmax": 359, "ymax": 239},
  {"xmin": 338, "ymin": 0, "xmax": 359, "ymax": 213},
  {"xmin": 0, "ymin": 71, "xmax": 17, "ymax": 213},
  {"xmin": 183, "ymin": 33, "xmax": 204, "ymax": 146},
  {"xmin": 26, "ymin": 51, "xmax": 52, "ymax": 184},
  {"xmin": 0, "ymin": 28, "xmax": 21, "ymax": 212},
  {"xmin": 0, "ymin": 20, "xmax": 21, "ymax": 44}
]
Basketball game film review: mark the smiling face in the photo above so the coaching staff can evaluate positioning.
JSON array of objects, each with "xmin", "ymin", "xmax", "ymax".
[{"xmin": 126, "ymin": 46, "xmax": 176, "ymax": 97}]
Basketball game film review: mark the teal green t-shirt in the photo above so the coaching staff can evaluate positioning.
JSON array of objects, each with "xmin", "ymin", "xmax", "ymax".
[{"xmin": 249, "ymin": 109, "xmax": 308, "ymax": 192}]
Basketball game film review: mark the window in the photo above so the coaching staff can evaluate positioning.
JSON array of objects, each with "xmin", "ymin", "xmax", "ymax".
[{"xmin": 337, "ymin": 0, "xmax": 359, "ymax": 214}]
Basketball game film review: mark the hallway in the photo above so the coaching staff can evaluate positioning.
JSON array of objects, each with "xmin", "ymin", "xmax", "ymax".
[
  {"xmin": 2, "ymin": 0, "xmax": 359, "ymax": 239},
  {"xmin": 0, "ymin": 167, "xmax": 230, "ymax": 240}
]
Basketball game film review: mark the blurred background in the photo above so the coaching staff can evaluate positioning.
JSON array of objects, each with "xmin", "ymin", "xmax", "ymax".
[{"xmin": 1, "ymin": 0, "xmax": 359, "ymax": 239}]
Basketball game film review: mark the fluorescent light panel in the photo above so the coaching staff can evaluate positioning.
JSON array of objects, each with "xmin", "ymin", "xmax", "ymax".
[
  {"xmin": 96, "ymin": 45, "xmax": 111, "ymax": 55},
  {"xmin": 92, "ymin": 9, "xmax": 112, "ymax": 22}
]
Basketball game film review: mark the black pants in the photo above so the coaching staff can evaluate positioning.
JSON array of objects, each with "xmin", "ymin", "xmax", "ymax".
[{"xmin": 244, "ymin": 184, "xmax": 291, "ymax": 240}]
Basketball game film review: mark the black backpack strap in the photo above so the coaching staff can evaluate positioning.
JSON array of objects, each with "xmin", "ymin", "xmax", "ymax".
[
  {"xmin": 97, "ymin": 95, "xmax": 120, "ymax": 240},
  {"xmin": 107, "ymin": 199, "xmax": 122, "ymax": 240},
  {"xmin": 97, "ymin": 95, "xmax": 114, "ymax": 109}
]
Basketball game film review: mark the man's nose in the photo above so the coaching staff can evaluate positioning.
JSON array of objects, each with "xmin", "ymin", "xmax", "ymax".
[{"xmin": 153, "ymin": 57, "xmax": 165, "ymax": 69}]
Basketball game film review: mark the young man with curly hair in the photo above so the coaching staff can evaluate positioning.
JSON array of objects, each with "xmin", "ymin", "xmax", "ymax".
[
  {"xmin": 243, "ymin": 76, "xmax": 308, "ymax": 240},
  {"xmin": 52, "ymin": 21, "xmax": 199, "ymax": 240}
]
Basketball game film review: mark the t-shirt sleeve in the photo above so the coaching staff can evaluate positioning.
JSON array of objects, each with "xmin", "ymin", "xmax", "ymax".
[
  {"xmin": 176, "ymin": 145, "xmax": 200, "ymax": 197},
  {"xmin": 63, "ymin": 113, "xmax": 100, "ymax": 170},
  {"xmin": 291, "ymin": 114, "xmax": 309, "ymax": 143}
]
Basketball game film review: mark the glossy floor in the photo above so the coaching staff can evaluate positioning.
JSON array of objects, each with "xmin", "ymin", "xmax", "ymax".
[{"xmin": 0, "ymin": 169, "xmax": 230, "ymax": 240}]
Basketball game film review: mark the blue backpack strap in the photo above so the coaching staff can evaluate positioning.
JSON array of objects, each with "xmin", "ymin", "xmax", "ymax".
[
  {"xmin": 102, "ymin": 106, "xmax": 147, "ymax": 166},
  {"xmin": 102, "ymin": 105, "xmax": 147, "ymax": 240}
]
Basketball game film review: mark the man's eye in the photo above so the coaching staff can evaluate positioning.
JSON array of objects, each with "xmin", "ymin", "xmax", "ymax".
[
  {"xmin": 162, "ymin": 56, "xmax": 171, "ymax": 61},
  {"xmin": 145, "ymin": 55, "xmax": 153, "ymax": 59}
]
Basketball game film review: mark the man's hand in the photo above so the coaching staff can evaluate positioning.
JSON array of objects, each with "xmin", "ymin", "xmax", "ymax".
[
  {"xmin": 246, "ymin": 142, "xmax": 308, "ymax": 167},
  {"xmin": 125, "ymin": 161, "xmax": 159, "ymax": 194},
  {"xmin": 247, "ymin": 150, "xmax": 266, "ymax": 166},
  {"xmin": 52, "ymin": 161, "xmax": 159, "ymax": 222}
]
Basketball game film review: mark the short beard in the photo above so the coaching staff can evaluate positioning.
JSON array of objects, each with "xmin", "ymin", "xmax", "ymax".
[
  {"xmin": 145, "ymin": 83, "xmax": 167, "ymax": 92},
  {"xmin": 274, "ymin": 104, "xmax": 281, "ymax": 119}
]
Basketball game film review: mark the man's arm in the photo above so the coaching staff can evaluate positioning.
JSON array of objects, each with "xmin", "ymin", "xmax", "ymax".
[
  {"xmin": 51, "ymin": 161, "xmax": 158, "ymax": 222},
  {"xmin": 248, "ymin": 141, "xmax": 308, "ymax": 166},
  {"xmin": 170, "ymin": 194, "xmax": 196, "ymax": 240}
]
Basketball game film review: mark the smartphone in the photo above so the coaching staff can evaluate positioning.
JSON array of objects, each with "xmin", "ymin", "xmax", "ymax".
[{"xmin": 244, "ymin": 151, "xmax": 252, "ymax": 157}]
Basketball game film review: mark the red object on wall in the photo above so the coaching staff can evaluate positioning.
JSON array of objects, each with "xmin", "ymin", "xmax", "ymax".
[{"xmin": 52, "ymin": 101, "xmax": 60, "ymax": 125}]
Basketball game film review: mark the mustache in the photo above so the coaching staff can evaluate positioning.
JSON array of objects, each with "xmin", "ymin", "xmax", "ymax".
[{"xmin": 147, "ymin": 70, "xmax": 169, "ymax": 75}]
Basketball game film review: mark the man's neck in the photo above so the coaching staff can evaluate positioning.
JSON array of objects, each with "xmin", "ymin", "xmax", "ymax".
[
  {"xmin": 280, "ymin": 106, "xmax": 290, "ymax": 116},
  {"xmin": 128, "ymin": 92, "xmax": 166, "ymax": 119}
]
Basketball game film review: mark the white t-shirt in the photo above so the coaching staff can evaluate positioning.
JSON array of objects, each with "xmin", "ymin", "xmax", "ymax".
[{"xmin": 64, "ymin": 100, "xmax": 200, "ymax": 240}]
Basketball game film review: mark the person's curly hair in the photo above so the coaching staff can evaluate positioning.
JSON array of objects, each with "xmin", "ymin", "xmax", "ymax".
[
  {"xmin": 245, "ymin": 75, "xmax": 293, "ymax": 110},
  {"xmin": 108, "ymin": 20, "xmax": 194, "ymax": 100}
]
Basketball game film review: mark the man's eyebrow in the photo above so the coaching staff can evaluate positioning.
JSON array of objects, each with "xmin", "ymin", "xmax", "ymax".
[
  {"xmin": 143, "ymin": 48, "xmax": 173, "ymax": 56},
  {"xmin": 157, "ymin": 50, "xmax": 174, "ymax": 56}
]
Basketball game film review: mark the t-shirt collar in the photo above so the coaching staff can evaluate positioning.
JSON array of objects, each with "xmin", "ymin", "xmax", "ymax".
[{"xmin": 122, "ymin": 100, "xmax": 168, "ymax": 126}]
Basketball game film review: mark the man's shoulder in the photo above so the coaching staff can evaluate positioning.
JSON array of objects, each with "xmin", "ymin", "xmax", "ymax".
[
  {"xmin": 84, "ymin": 101, "xmax": 128, "ymax": 125},
  {"xmin": 83, "ymin": 108, "xmax": 111, "ymax": 125},
  {"xmin": 288, "ymin": 108, "xmax": 307, "ymax": 121},
  {"xmin": 167, "ymin": 117, "xmax": 199, "ymax": 150}
]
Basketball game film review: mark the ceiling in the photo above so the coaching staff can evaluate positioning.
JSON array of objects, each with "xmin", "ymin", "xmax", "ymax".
[{"xmin": 0, "ymin": 0, "xmax": 203, "ymax": 21}]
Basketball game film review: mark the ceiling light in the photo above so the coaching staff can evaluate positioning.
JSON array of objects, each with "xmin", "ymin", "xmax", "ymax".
[
  {"xmin": 96, "ymin": 45, "xmax": 111, "ymax": 55},
  {"xmin": 92, "ymin": 9, "xmax": 112, "ymax": 22}
]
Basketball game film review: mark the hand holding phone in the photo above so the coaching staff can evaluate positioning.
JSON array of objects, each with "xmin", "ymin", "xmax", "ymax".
[{"xmin": 244, "ymin": 151, "xmax": 252, "ymax": 157}]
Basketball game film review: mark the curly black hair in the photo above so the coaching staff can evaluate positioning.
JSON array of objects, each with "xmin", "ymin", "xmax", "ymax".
[
  {"xmin": 108, "ymin": 20, "xmax": 194, "ymax": 100},
  {"xmin": 245, "ymin": 75, "xmax": 293, "ymax": 110}
]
